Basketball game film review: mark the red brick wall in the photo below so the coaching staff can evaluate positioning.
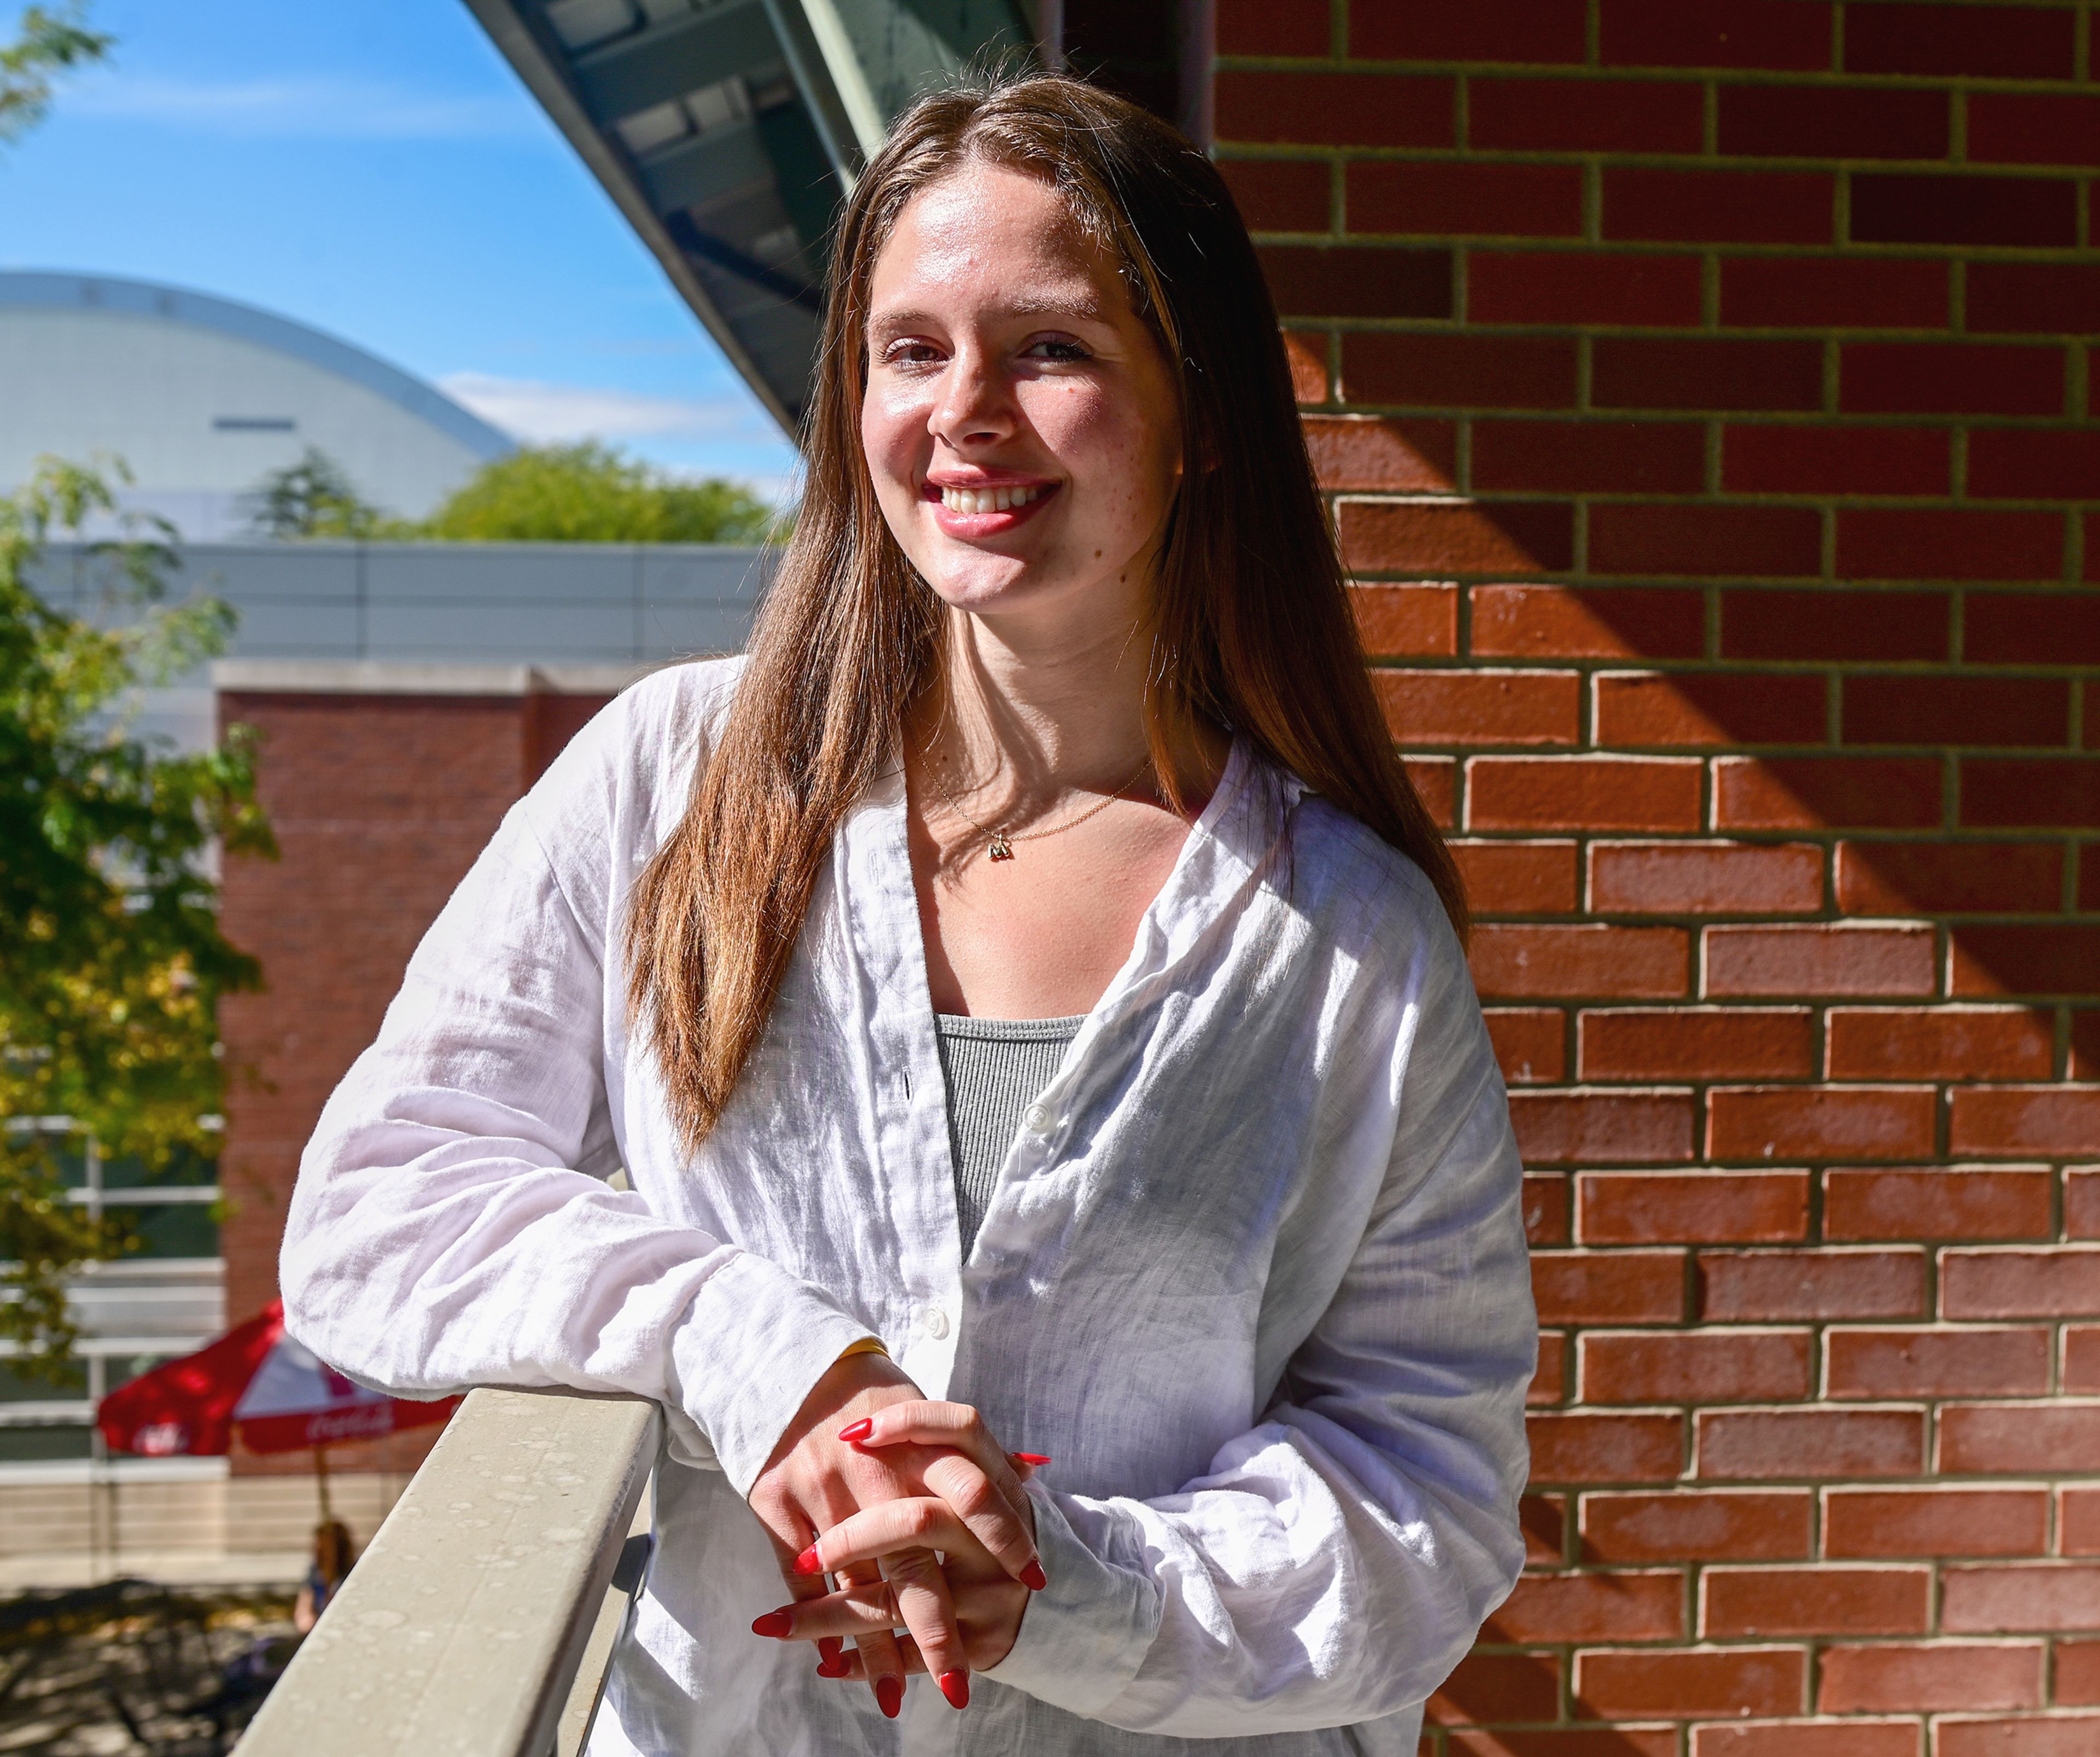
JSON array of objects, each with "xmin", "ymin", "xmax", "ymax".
[
  {"xmin": 1217, "ymin": 1, "xmax": 2100, "ymax": 1750},
  {"xmin": 217, "ymin": 687, "xmax": 608, "ymax": 1474}
]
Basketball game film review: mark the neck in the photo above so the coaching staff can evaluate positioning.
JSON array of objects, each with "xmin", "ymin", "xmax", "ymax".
[
  {"xmin": 912, "ymin": 561, "xmax": 1230, "ymax": 815},
  {"xmin": 930, "ymin": 600, "xmax": 1154, "ymax": 800}
]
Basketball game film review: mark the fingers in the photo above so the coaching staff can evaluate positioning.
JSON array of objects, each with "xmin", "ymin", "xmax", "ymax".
[
  {"xmin": 809, "ymin": 1496, "xmax": 1048, "ymax": 1593},
  {"xmin": 879, "ymin": 1545, "xmax": 970, "ymax": 1696},
  {"xmin": 748, "ymin": 1469, "xmax": 858, "ymax": 1607},
  {"xmin": 835, "ymin": 1632, "xmax": 931, "ymax": 1680},
  {"xmin": 835, "ymin": 1405, "xmax": 1045, "ymax": 1587},
  {"xmin": 917, "ymin": 1452, "xmax": 1042, "ymax": 1586},
  {"xmin": 763, "ymin": 1562, "xmax": 1030, "ymax": 1689},
  {"xmin": 754, "ymin": 1576, "xmax": 1020, "ymax": 1642},
  {"xmin": 832, "ymin": 1559, "xmax": 906, "ymax": 1719},
  {"xmin": 769, "ymin": 1537, "xmax": 842, "ymax": 1610},
  {"xmin": 801, "ymin": 1545, "xmax": 967, "ymax": 1708},
  {"xmin": 839, "ymin": 1403, "xmax": 1036, "ymax": 1506},
  {"xmin": 825, "ymin": 1633, "xmax": 993, "ymax": 1701},
  {"xmin": 756, "ymin": 1521, "xmax": 839, "ymax": 1615}
]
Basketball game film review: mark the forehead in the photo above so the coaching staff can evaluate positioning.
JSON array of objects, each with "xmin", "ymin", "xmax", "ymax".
[{"xmin": 867, "ymin": 160, "xmax": 1124, "ymax": 317}]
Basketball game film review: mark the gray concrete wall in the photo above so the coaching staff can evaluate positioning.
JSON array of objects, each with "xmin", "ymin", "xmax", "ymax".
[
  {"xmin": 31, "ymin": 538, "xmax": 774, "ymax": 663},
  {"xmin": 28, "ymin": 538, "xmax": 777, "ymax": 751}
]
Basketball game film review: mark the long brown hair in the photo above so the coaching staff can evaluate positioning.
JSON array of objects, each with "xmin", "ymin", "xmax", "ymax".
[
  {"xmin": 627, "ymin": 72, "xmax": 1466, "ymax": 1150},
  {"xmin": 312, "ymin": 1519, "xmax": 355, "ymax": 1586}
]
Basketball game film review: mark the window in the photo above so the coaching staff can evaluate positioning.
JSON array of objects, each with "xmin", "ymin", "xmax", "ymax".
[{"xmin": 0, "ymin": 1131, "xmax": 219, "ymax": 1470}]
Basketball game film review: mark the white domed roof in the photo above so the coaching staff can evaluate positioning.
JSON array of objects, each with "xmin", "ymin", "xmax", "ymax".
[{"xmin": 0, "ymin": 271, "xmax": 512, "ymax": 537}]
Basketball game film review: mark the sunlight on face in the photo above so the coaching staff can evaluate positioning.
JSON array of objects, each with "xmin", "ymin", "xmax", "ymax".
[{"xmin": 860, "ymin": 160, "xmax": 1183, "ymax": 625}]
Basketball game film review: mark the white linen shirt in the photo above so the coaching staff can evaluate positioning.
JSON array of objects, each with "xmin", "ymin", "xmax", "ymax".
[{"xmin": 282, "ymin": 658, "xmax": 1535, "ymax": 1756}]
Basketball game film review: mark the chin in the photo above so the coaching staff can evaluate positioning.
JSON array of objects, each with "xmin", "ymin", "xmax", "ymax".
[
  {"xmin": 921, "ymin": 551, "xmax": 1045, "ymax": 610},
  {"xmin": 927, "ymin": 573, "xmax": 1041, "ymax": 615}
]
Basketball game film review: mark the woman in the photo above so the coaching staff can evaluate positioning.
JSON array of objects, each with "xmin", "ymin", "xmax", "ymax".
[
  {"xmin": 292, "ymin": 1518, "xmax": 355, "ymax": 1634},
  {"xmin": 282, "ymin": 73, "xmax": 1533, "ymax": 1754}
]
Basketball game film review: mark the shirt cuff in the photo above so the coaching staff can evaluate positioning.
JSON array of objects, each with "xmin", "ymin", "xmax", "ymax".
[
  {"xmin": 668, "ymin": 1249, "xmax": 877, "ymax": 1494},
  {"xmin": 979, "ymin": 1484, "xmax": 1162, "ymax": 1717}
]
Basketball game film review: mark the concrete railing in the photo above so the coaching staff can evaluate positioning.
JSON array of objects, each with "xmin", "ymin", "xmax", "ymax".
[{"xmin": 236, "ymin": 1386, "xmax": 661, "ymax": 1757}]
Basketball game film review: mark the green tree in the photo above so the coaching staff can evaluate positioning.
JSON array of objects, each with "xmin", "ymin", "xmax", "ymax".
[
  {"xmin": 418, "ymin": 442, "xmax": 777, "ymax": 543},
  {"xmin": 1, "ymin": 460, "xmax": 273, "ymax": 1370},
  {"xmin": 242, "ymin": 446, "xmax": 399, "ymax": 540},
  {"xmin": 0, "ymin": 2, "xmax": 110, "ymax": 142}
]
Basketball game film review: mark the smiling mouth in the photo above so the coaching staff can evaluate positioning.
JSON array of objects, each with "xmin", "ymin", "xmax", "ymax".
[{"xmin": 936, "ymin": 482, "xmax": 1051, "ymax": 514}]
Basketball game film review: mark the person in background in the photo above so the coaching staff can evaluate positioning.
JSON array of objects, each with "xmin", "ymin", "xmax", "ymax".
[{"xmin": 292, "ymin": 1519, "xmax": 355, "ymax": 1635}]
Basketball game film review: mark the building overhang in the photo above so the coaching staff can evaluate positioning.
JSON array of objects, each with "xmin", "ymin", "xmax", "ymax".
[{"xmin": 462, "ymin": 0, "xmax": 1043, "ymax": 439}]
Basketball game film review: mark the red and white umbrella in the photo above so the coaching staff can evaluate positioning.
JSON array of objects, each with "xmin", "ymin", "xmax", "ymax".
[{"xmin": 98, "ymin": 1299, "xmax": 456, "ymax": 1468}]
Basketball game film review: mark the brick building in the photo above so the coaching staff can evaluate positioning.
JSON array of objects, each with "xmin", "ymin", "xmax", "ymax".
[{"xmin": 189, "ymin": 0, "xmax": 2100, "ymax": 1747}]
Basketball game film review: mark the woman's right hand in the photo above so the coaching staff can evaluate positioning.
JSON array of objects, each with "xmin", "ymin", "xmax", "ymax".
[
  {"xmin": 758, "ymin": 1523, "xmax": 1030, "ymax": 1702},
  {"xmin": 744, "ymin": 1349, "xmax": 1043, "ymax": 1713}
]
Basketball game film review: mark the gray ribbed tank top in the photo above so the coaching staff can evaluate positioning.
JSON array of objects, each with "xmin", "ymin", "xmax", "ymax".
[{"xmin": 932, "ymin": 1013, "xmax": 1084, "ymax": 1259}]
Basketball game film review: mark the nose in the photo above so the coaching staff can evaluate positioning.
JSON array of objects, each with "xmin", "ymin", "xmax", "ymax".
[{"xmin": 929, "ymin": 344, "xmax": 1016, "ymax": 451}]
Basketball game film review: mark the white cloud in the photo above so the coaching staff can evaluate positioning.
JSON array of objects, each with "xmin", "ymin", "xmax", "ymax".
[
  {"xmin": 66, "ymin": 73, "xmax": 536, "ymax": 141},
  {"xmin": 439, "ymin": 371, "xmax": 763, "ymax": 445}
]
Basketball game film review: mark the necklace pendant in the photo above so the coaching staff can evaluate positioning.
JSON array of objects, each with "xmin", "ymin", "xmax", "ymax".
[{"xmin": 988, "ymin": 837, "xmax": 1015, "ymax": 862}]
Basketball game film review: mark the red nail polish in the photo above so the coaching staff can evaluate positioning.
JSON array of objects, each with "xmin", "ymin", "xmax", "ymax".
[
  {"xmin": 819, "ymin": 1637, "xmax": 843, "ymax": 1665},
  {"xmin": 793, "ymin": 1544, "xmax": 824, "ymax": 1575},
  {"xmin": 1020, "ymin": 1560, "xmax": 1047, "ymax": 1592},
  {"xmin": 817, "ymin": 1656, "xmax": 851, "ymax": 1678},
  {"xmin": 751, "ymin": 1610, "xmax": 793, "ymax": 1638},
  {"xmin": 1010, "ymin": 1452, "xmax": 1051, "ymax": 1466},
  {"xmin": 938, "ymin": 1670, "xmax": 969, "ymax": 1709},
  {"xmin": 836, "ymin": 1417, "xmax": 874, "ymax": 1444},
  {"xmin": 875, "ymin": 1675, "xmax": 903, "ymax": 1718}
]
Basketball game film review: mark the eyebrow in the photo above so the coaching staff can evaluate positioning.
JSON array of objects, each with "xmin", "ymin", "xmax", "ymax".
[{"xmin": 868, "ymin": 291, "xmax": 1111, "ymax": 333}]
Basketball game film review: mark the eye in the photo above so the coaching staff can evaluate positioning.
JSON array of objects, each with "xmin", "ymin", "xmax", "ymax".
[
  {"xmin": 1023, "ymin": 336, "xmax": 1092, "ymax": 364},
  {"xmin": 881, "ymin": 339, "xmax": 944, "ymax": 368}
]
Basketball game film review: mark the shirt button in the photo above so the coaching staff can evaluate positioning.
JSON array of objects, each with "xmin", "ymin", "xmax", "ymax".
[
  {"xmin": 920, "ymin": 1307, "xmax": 950, "ymax": 1340},
  {"xmin": 1023, "ymin": 1102, "xmax": 1053, "ymax": 1133}
]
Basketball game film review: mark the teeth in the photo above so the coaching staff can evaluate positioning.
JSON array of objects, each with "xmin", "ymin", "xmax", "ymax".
[{"xmin": 941, "ymin": 484, "xmax": 1044, "ymax": 514}]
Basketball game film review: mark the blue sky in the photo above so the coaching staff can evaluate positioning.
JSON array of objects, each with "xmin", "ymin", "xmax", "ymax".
[{"xmin": 0, "ymin": 0, "xmax": 802, "ymax": 497}]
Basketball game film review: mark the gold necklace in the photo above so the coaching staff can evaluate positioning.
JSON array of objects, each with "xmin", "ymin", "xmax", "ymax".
[{"xmin": 922, "ymin": 737, "xmax": 1156, "ymax": 863}]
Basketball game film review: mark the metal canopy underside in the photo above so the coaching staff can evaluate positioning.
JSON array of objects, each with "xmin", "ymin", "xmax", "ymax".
[{"xmin": 463, "ymin": 0, "xmax": 1041, "ymax": 439}]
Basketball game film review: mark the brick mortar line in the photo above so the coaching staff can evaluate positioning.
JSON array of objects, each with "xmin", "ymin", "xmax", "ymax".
[
  {"xmin": 1249, "ymin": 217, "xmax": 2100, "ymax": 261},
  {"xmin": 1348, "ymin": 577, "xmax": 2095, "ymax": 596},
  {"xmin": 1337, "ymin": 492, "xmax": 2092, "ymax": 510},
  {"xmin": 1226, "ymin": 151, "xmax": 2100, "ymax": 184},
  {"xmin": 1297, "ymin": 333, "xmax": 2092, "ymax": 358},
  {"xmin": 1352, "ymin": 639, "xmax": 2091, "ymax": 660},
  {"xmin": 1227, "ymin": 146, "xmax": 2100, "ymax": 174},
  {"xmin": 1256, "ymin": 236, "xmax": 2100, "ymax": 271},
  {"xmin": 1216, "ymin": 58, "xmax": 2100, "ymax": 96}
]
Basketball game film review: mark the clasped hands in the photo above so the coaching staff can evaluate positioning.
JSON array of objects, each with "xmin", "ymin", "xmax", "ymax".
[{"xmin": 745, "ymin": 1347, "xmax": 1047, "ymax": 1718}]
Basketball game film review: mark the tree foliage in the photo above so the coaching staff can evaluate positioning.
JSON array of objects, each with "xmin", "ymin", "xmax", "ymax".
[
  {"xmin": 242, "ymin": 446, "xmax": 395, "ymax": 540},
  {"xmin": 0, "ymin": 2, "xmax": 111, "ymax": 143},
  {"xmin": 241, "ymin": 443, "xmax": 779, "ymax": 545},
  {"xmin": 1, "ymin": 460, "xmax": 273, "ymax": 1369},
  {"xmin": 418, "ymin": 443, "xmax": 778, "ymax": 543}
]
